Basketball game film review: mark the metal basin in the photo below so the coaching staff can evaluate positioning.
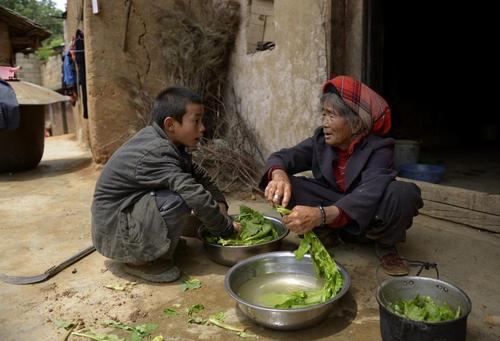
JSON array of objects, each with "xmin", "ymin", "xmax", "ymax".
[
  {"xmin": 224, "ymin": 251, "xmax": 351, "ymax": 330},
  {"xmin": 376, "ymin": 276, "xmax": 472, "ymax": 341},
  {"xmin": 199, "ymin": 215, "xmax": 289, "ymax": 266}
]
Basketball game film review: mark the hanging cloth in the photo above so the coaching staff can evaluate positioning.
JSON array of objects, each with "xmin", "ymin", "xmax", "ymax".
[
  {"xmin": 72, "ymin": 29, "xmax": 88, "ymax": 119},
  {"xmin": 0, "ymin": 79, "xmax": 20, "ymax": 131}
]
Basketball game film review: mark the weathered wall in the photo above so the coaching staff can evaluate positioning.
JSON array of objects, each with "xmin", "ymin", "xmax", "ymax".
[
  {"xmin": 15, "ymin": 52, "xmax": 42, "ymax": 84},
  {"xmin": 64, "ymin": 0, "xmax": 365, "ymax": 164},
  {"xmin": 82, "ymin": 0, "xmax": 176, "ymax": 163},
  {"xmin": 227, "ymin": 0, "xmax": 329, "ymax": 158},
  {"xmin": 41, "ymin": 54, "xmax": 63, "ymax": 90}
]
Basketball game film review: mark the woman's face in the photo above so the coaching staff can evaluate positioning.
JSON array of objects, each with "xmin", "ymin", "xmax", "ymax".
[{"xmin": 321, "ymin": 103, "xmax": 352, "ymax": 150}]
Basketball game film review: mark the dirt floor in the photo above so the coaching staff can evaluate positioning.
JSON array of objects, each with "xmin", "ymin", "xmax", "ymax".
[{"xmin": 1, "ymin": 134, "xmax": 499, "ymax": 340}]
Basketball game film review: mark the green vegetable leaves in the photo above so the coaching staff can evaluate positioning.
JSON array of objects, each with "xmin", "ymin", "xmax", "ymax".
[
  {"xmin": 206, "ymin": 205, "xmax": 279, "ymax": 246},
  {"xmin": 180, "ymin": 278, "xmax": 202, "ymax": 292},
  {"xmin": 163, "ymin": 308, "xmax": 178, "ymax": 317},
  {"xmin": 298, "ymin": 232, "xmax": 343, "ymax": 301},
  {"xmin": 261, "ymin": 231, "xmax": 343, "ymax": 309},
  {"xmin": 390, "ymin": 295, "xmax": 461, "ymax": 322},
  {"xmin": 274, "ymin": 205, "xmax": 292, "ymax": 216},
  {"xmin": 102, "ymin": 320, "xmax": 157, "ymax": 341},
  {"xmin": 187, "ymin": 303, "xmax": 205, "ymax": 316},
  {"xmin": 54, "ymin": 319, "xmax": 76, "ymax": 330},
  {"xmin": 71, "ymin": 330, "xmax": 124, "ymax": 341}
]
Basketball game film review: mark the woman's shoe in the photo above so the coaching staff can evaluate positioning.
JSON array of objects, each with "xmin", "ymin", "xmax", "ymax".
[{"xmin": 375, "ymin": 243, "xmax": 409, "ymax": 276}]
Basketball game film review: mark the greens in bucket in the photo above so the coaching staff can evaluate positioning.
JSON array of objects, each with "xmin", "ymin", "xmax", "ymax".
[
  {"xmin": 390, "ymin": 294, "xmax": 461, "ymax": 322},
  {"xmin": 205, "ymin": 205, "xmax": 279, "ymax": 246},
  {"xmin": 257, "ymin": 205, "xmax": 343, "ymax": 309}
]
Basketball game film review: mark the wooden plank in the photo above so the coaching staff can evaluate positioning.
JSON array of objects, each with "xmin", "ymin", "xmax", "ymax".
[
  {"xmin": 420, "ymin": 200, "xmax": 500, "ymax": 233},
  {"xmin": 397, "ymin": 177, "xmax": 500, "ymax": 216}
]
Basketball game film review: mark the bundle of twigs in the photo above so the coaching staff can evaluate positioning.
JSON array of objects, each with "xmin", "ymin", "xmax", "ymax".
[
  {"xmin": 157, "ymin": 0, "xmax": 264, "ymax": 192},
  {"xmin": 157, "ymin": 0, "xmax": 240, "ymax": 136},
  {"xmin": 120, "ymin": 0, "xmax": 264, "ymax": 192},
  {"xmin": 193, "ymin": 95, "xmax": 265, "ymax": 193}
]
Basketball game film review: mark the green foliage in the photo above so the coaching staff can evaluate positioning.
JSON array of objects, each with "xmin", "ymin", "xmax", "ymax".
[
  {"xmin": 390, "ymin": 295, "xmax": 461, "ymax": 322},
  {"xmin": 0, "ymin": 0, "xmax": 63, "ymax": 36},
  {"xmin": 34, "ymin": 37, "xmax": 64, "ymax": 60},
  {"xmin": 0, "ymin": 0, "xmax": 64, "ymax": 60},
  {"xmin": 205, "ymin": 205, "xmax": 279, "ymax": 246}
]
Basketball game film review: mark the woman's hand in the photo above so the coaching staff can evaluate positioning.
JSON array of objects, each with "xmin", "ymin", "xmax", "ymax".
[
  {"xmin": 282, "ymin": 205, "xmax": 322, "ymax": 234},
  {"xmin": 264, "ymin": 169, "xmax": 292, "ymax": 207}
]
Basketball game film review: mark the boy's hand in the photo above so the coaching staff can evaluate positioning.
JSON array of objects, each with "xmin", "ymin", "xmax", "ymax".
[
  {"xmin": 218, "ymin": 202, "xmax": 228, "ymax": 215},
  {"xmin": 232, "ymin": 221, "xmax": 242, "ymax": 239},
  {"xmin": 232, "ymin": 221, "xmax": 242, "ymax": 232}
]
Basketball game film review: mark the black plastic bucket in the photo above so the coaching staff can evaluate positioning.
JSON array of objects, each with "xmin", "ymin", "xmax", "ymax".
[{"xmin": 376, "ymin": 276, "xmax": 471, "ymax": 341}]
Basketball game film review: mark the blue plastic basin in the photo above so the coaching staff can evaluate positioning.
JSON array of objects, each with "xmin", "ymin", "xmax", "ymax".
[{"xmin": 398, "ymin": 163, "xmax": 445, "ymax": 184}]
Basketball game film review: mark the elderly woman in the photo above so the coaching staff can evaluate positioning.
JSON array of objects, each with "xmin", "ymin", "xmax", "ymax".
[{"xmin": 260, "ymin": 76, "xmax": 423, "ymax": 276}]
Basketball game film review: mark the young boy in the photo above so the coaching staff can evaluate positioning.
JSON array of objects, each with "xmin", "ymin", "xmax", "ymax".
[{"xmin": 91, "ymin": 87, "xmax": 239, "ymax": 282}]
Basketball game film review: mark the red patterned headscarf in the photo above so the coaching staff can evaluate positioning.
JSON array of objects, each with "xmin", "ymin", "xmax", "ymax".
[{"xmin": 322, "ymin": 76, "xmax": 391, "ymax": 136}]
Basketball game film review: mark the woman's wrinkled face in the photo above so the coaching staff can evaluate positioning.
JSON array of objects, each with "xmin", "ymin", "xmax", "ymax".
[{"xmin": 321, "ymin": 103, "xmax": 352, "ymax": 150}]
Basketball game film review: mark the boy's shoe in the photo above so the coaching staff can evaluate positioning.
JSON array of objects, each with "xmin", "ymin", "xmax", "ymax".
[
  {"xmin": 123, "ymin": 259, "xmax": 180, "ymax": 283},
  {"xmin": 375, "ymin": 243, "xmax": 409, "ymax": 276}
]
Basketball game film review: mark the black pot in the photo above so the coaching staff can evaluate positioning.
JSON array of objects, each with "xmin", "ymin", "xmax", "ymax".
[{"xmin": 376, "ymin": 276, "xmax": 471, "ymax": 341}]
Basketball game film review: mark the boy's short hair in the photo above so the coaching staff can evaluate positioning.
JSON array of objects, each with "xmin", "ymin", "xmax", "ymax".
[{"xmin": 152, "ymin": 87, "xmax": 202, "ymax": 128}]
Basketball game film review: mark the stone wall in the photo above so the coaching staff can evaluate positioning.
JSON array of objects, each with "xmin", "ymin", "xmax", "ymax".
[
  {"xmin": 41, "ymin": 54, "xmax": 63, "ymax": 90},
  {"xmin": 15, "ymin": 52, "xmax": 42, "ymax": 84}
]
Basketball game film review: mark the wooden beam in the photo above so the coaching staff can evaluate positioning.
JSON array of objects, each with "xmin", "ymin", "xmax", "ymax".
[
  {"xmin": 397, "ymin": 177, "xmax": 500, "ymax": 233},
  {"xmin": 10, "ymin": 36, "xmax": 35, "ymax": 45},
  {"xmin": 397, "ymin": 177, "xmax": 500, "ymax": 216},
  {"xmin": 420, "ymin": 200, "xmax": 500, "ymax": 233}
]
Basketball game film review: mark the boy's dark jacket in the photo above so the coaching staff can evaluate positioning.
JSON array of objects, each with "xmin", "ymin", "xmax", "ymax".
[
  {"xmin": 91, "ymin": 122, "xmax": 231, "ymax": 263},
  {"xmin": 260, "ymin": 127, "xmax": 398, "ymax": 230}
]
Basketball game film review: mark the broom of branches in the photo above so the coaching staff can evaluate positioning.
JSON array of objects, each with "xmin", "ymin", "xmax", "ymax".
[{"xmin": 118, "ymin": 0, "xmax": 264, "ymax": 193}]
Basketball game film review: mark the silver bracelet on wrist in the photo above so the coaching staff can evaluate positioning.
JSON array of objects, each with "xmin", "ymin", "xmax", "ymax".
[{"xmin": 318, "ymin": 205, "xmax": 326, "ymax": 227}]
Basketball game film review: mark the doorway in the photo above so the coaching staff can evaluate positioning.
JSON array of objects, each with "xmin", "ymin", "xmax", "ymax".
[{"xmin": 363, "ymin": 1, "xmax": 500, "ymax": 193}]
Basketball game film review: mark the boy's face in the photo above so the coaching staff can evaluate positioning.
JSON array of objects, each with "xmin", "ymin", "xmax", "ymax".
[{"xmin": 167, "ymin": 103, "xmax": 205, "ymax": 148}]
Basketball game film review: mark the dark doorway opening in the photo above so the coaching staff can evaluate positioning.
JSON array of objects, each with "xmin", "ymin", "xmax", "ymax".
[{"xmin": 364, "ymin": 2, "xmax": 500, "ymax": 193}]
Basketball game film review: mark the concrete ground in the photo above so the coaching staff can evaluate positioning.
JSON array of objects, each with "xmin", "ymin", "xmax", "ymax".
[{"xmin": 0, "ymin": 134, "xmax": 499, "ymax": 340}]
